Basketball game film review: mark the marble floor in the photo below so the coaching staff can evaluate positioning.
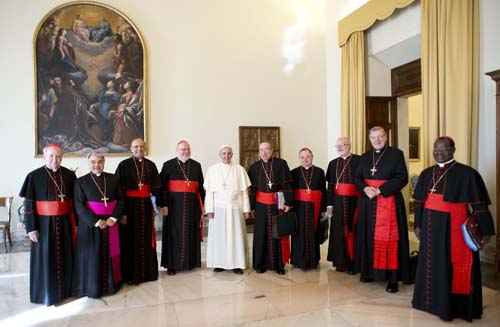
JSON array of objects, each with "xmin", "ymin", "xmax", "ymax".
[{"xmin": 0, "ymin": 239, "xmax": 499, "ymax": 327}]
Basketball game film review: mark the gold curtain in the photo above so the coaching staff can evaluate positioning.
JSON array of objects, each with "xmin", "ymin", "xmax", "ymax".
[
  {"xmin": 421, "ymin": 0, "xmax": 479, "ymax": 166},
  {"xmin": 341, "ymin": 31, "xmax": 366, "ymax": 154},
  {"xmin": 338, "ymin": 0, "xmax": 416, "ymax": 46}
]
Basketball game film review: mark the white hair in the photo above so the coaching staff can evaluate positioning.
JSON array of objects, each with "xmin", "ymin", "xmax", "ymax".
[{"xmin": 87, "ymin": 151, "xmax": 105, "ymax": 160}]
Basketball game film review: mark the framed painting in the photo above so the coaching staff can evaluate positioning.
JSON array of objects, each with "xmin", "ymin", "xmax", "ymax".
[
  {"xmin": 239, "ymin": 126, "xmax": 280, "ymax": 170},
  {"xmin": 409, "ymin": 127, "xmax": 420, "ymax": 160},
  {"xmin": 34, "ymin": 1, "xmax": 147, "ymax": 156}
]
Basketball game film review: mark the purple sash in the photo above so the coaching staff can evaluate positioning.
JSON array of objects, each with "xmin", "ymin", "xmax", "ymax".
[{"xmin": 87, "ymin": 200, "xmax": 122, "ymax": 283}]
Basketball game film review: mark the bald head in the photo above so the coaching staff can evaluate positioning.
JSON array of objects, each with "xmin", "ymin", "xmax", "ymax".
[
  {"xmin": 130, "ymin": 138, "xmax": 145, "ymax": 159},
  {"xmin": 259, "ymin": 142, "xmax": 273, "ymax": 162},
  {"xmin": 176, "ymin": 140, "xmax": 191, "ymax": 162},
  {"xmin": 433, "ymin": 136, "xmax": 456, "ymax": 163},
  {"xmin": 43, "ymin": 144, "xmax": 63, "ymax": 171},
  {"xmin": 335, "ymin": 137, "xmax": 351, "ymax": 157}
]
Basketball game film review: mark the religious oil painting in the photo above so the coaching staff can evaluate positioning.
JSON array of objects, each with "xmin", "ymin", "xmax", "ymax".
[{"xmin": 34, "ymin": 2, "xmax": 146, "ymax": 156}]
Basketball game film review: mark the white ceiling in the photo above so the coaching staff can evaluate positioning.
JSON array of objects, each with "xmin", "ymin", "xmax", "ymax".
[{"xmin": 370, "ymin": 34, "xmax": 421, "ymax": 69}]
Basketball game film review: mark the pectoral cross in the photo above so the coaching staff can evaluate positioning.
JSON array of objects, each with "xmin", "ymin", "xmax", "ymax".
[
  {"xmin": 101, "ymin": 196, "xmax": 109, "ymax": 207},
  {"xmin": 430, "ymin": 187, "xmax": 436, "ymax": 193},
  {"xmin": 267, "ymin": 181, "xmax": 273, "ymax": 190},
  {"xmin": 138, "ymin": 182, "xmax": 144, "ymax": 190},
  {"xmin": 186, "ymin": 180, "xmax": 191, "ymax": 186},
  {"xmin": 370, "ymin": 167, "xmax": 377, "ymax": 176},
  {"xmin": 306, "ymin": 188, "xmax": 311, "ymax": 193},
  {"xmin": 57, "ymin": 193, "xmax": 66, "ymax": 202}
]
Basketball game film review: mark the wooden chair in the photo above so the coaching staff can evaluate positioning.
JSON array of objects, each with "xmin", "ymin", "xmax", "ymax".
[{"xmin": 0, "ymin": 196, "xmax": 14, "ymax": 252}]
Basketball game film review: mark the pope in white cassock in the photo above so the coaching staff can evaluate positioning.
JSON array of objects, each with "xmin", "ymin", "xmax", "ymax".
[{"xmin": 204, "ymin": 145, "xmax": 252, "ymax": 274}]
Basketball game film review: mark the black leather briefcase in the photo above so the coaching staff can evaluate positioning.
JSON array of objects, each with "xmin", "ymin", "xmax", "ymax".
[{"xmin": 272, "ymin": 211, "xmax": 297, "ymax": 239}]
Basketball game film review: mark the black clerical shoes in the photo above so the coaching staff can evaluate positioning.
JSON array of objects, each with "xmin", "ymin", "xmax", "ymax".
[
  {"xmin": 276, "ymin": 268, "xmax": 286, "ymax": 275},
  {"xmin": 386, "ymin": 282, "xmax": 399, "ymax": 293},
  {"xmin": 214, "ymin": 268, "xmax": 225, "ymax": 273},
  {"xmin": 167, "ymin": 269, "xmax": 176, "ymax": 276},
  {"xmin": 256, "ymin": 268, "xmax": 266, "ymax": 274},
  {"xmin": 233, "ymin": 268, "xmax": 244, "ymax": 275},
  {"xmin": 360, "ymin": 276, "xmax": 374, "ymax": 283}
]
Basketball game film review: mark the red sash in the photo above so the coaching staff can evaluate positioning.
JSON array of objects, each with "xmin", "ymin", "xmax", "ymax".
[
  {"xmin": 255, "ymin": 191, "xmax": 290, "ymax": 265},
  {"xmin": 87, "ymin": 200, "xmax": 122, "ymax": 283},
  {"xmin": 365, "ymin": 179, "xmax": 399, "ymax": 270},
  {"xmin": 335, "ymin": 183, "xmax": 360, "ymax": 197},
  {"xmin": 125, "ymin": 184, "xmax": 151, "ymax": 198},
  {"xmin": 125, "ymin": 184, "xmax": 157, "ymax": 249},
  {"xmin": 333, "ymin": 183, "xmax": 360, "ymax": 260},
  {"xmin": 36, "ymin": 200, "xmax": 77, "ymax": 244},
  {"xmin": 168, "ymin": 180, "xmax": 205, "ymax": 241},
  {"xmin": 424, "ymin": 193, "xmax": 472, "ymax": 295},
  {"xmin": 294, "ymin": 189, "xmax": 322, "ymax": 228}
]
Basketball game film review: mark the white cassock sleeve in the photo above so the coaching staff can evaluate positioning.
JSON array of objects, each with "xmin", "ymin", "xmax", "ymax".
[
  {"xmin": 203, "ymin": 167, "xmax": 215, "ymax": 214},
  {"xmin": 241, "ymin": 188, "xmax": 250, "ymax": 213},
  {"xmin": 204, "ymin": 190, "xmax": 215, "ymax": 214}
]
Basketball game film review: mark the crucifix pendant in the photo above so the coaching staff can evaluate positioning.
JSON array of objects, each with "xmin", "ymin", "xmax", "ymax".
[
  {"xmin": 306, "ymin": 188, "xmax": 311, "ymax": 193},
  {"xmin": 58, "ymin": 193, "xmax": 66, "ymax": 202},
  {"xmin": 430, "ymin": 187, "xmax": 437, "ymax": 193},
  {"xmin": 267, "ymin": 181, "xmax": 273, "ymax": 190},
  {"xmin": 370, "ymin": 167, "xmax": 377, "ymax": 176},
  {"xmin": 186, "ymin": 180, "xmax": 191, "ymax": 186},
  {"xmin": 138, "ymin": 182, "xmax": 144, "ymax": 190},
  {"xmin": 335, "ymin": 183, "xmax": 339, "ymax": 190},
  {"xmin": 102, "ymin": 196, "xmax": 109, "ymax": 207}
]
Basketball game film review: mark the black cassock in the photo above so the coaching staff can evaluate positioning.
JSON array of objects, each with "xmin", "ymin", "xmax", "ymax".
[
  {"xmin": 354, "ymin": 146, "xmax": 410, "ymax": 282},
  {"xmin": 326, "ymin": 155, "xmax": 361, "ymax": 272},
  {"xmin": 20, "ymin": 166, "xmax": 76, "ymax": 305},
  {"xmin": 115, "ymin": 157, "xmax": 161, "ymax": 284},
  {"xmin": 160, "ymin": 158, "xmax": 205, "ymax": 271},
  {"xmin": 291, "ymin": 166, "xmax": 326, "ymax": 270},
  {"xmin": 73, "ymin": 172, "xmax": 125, "ymax": 298},
  {"xmin": 248, "ymin": 158, "xmax": 293, "ymax": 271},
  {"xmin": 412, "ymin": 161, "xmax": 495, "ymax": 321}
]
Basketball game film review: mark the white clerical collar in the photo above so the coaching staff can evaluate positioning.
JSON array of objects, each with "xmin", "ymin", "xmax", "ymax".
[
  {"xmin": 133, "ymin": 156, "xmax": 143, "ymax": 162},
  {"xmin": 94, "ymin": 172, "xmax": 102, "ymax": 177},
  {"xmin": 302, "ymin": 165, "xmax": 313, "ymax": 170},
  {"xmin": 437, "ymin": 158, "xmax": 455, "ymax": 168},
  {"xmin": 341, "ymin": 154, "xmax": 351, "ymax": 160},
  {"xmin": 46, "ymin": 166, "xmax": 60, "ymax": 172},
  {"xmin": 177, "ymin": 157, "xmax": 189, "ymax": 163}
]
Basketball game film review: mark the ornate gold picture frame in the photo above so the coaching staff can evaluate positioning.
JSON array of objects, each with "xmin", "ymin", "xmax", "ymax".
[{"xmin": 34, "ymin": 1, "xmax": 147, "ymax": 156}]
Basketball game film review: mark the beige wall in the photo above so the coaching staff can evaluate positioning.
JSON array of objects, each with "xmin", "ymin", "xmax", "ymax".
[
  {"xmin": 0, "ymin": 0, "xmax": 327, "ymax": 240},
  {"xmin": 0, "ymin": 0, "xmax": 327, "ymax": 192}
]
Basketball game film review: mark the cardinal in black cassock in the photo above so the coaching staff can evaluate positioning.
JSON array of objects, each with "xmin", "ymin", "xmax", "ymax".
[
  {"xmin": 20, "ymin": 144, "xmax": 76, "ymax": 305},
  {"xmin": 412, "ymin": 137, "xmax": 495, "ymax": 322},
  {"xmin": 115, "ymin": 139, "xmax": 161, "ymax": 284},
  {"xmin": 74, "ymin": 152, "xmax": 125, "ymax": 298},
  {"xmin": 291, "ymin": 148, "xmax": 326, "ymax": 271},
  {"xmin": 248, "ymin": 142, "xmax": 293, "ymax": 275},
  {"xmin": 326, "ymin": 137, "xmax": 361, "ymax": 273},
  {"xmin": 354, "ymin": 127, "xmax": 410, "ymax": 293},
  {"xmin": 160, "ymin": 141, "xmax": 205, "ymax": 275}
]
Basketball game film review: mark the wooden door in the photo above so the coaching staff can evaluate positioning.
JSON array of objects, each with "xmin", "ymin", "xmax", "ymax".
[{"xmin": 365, "ymin": 96, "xmax": 398, "ymax": 149}]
